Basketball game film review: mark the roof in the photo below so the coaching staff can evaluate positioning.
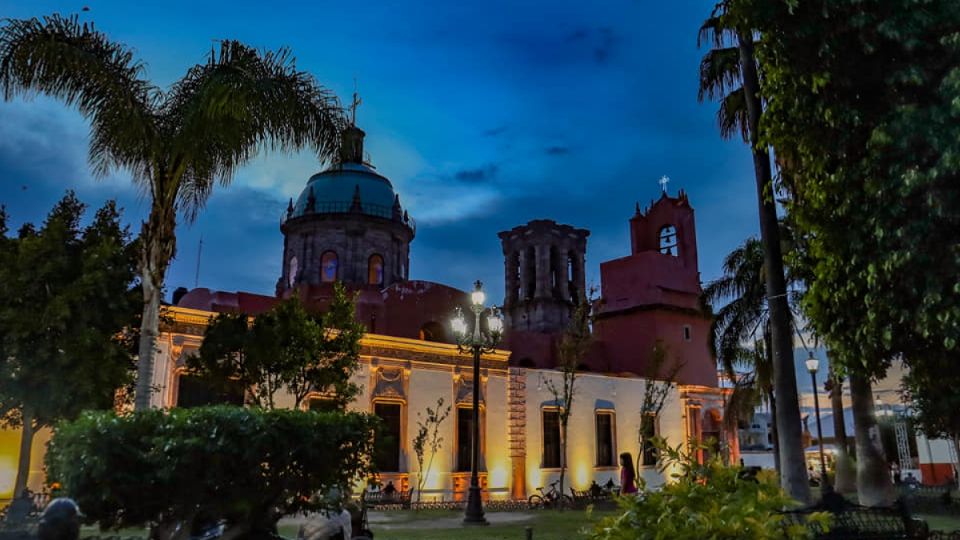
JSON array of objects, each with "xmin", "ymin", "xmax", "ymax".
[{"xmin": 289, "ymin": 162, "xmax": 400, "ymax": 220}]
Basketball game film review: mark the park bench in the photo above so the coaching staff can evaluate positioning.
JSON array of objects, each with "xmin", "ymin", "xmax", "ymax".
[
  {"xmin": 569, "ymin": 487, "xmax": 615, "ymax": 509},
  {"xmin": 362, "ymin": 489, "xmax": 412, "ymax": 510},
  {"xmin": 781, "ymin": 502, "xmax": 929, "ymax": 539},
  {"xmin": 898, "ymin": 485, "xmax": 958, "ymax": 515}
]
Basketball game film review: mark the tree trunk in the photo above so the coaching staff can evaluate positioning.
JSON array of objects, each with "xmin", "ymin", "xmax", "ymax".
[
  {"xmin": 849, "ymin": 371, "xmax": 894, "ymax": 506},
  {"xmin": 830, "ymin": 367, "xmax": 857, "ymax": 493},
  {"xmin": 768, "ymin": 390, "xmax": 781, "ymax": 474},
  {"xmin": 134, "ymin": 202, "xmax": 177, "ymax": 411},
  {"xmin": 13, "ymin": 407, "xmax": 36, "ymax": 498},
  {"xmin": 558, "ymin": 422, "xmax": 567, "ymax": 511},
  {"xmin": 737, "ymin": 33, "xmax": 810, "ymax": 504}
]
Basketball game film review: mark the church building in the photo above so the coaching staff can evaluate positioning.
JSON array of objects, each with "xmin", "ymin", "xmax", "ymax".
[{"xmin": 146, "ymin": 120, "xmax": 734, "ymax": 500}]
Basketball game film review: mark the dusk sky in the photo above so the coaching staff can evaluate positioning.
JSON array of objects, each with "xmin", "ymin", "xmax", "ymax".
[{"xmin": 0, "ymin": 0, "xmax": 758, "ymax": 304}]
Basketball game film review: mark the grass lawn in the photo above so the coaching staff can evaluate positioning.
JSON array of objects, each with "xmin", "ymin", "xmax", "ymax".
[
  {"xmin": 362, "ymin": 509, "xmax": 611, "ymax": 540},
  {"xmin": 917, "ymin": 513, "xmax": 960, "ymax": 532}
]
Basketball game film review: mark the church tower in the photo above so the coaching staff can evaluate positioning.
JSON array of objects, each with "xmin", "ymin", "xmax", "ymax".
[
  {"xmin": 591, "ymin": 189, "xmax": 716, "ymax": 386},
  {"xmin": 498, "ymin": 219, "xmax": 589, "ymax": 335}
]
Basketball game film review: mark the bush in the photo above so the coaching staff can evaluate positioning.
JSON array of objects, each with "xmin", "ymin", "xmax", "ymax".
[
  {"xmin": 589, "ymin": 441, "xmax": 827, "ymax": 540},
  {"xmin": 46, "ymin": 406, "xmax": 378, "ymax": 540}
]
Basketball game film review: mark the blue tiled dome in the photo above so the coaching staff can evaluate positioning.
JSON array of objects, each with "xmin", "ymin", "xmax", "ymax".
[{"xmin": 291, "ymin": 162, "xmax": 398, "ymax": 219}]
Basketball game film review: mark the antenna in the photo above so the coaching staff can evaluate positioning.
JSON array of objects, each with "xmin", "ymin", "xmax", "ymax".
[{"xmin": 194, "ymin": 236, "xmax": 203, "ymax": 288}]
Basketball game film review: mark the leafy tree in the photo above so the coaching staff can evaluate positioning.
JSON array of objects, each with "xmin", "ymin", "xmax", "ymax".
[
  {"xmin": 590, "ymin": 439, "xmax": 826, "ymax": 540},
  {"xmin": 638, "ymin": 342, "xmax": 683, "ymax": 469},
  {"xmin": 0, "ymin": 193, "xmax": 138, "ymax": 498},
  {"xmin": 699, "ymin": 3, "xmax": 810, "ymax": 502},
  {"xmin": 0, "ymin": 14, "xmax": 344, "ymax": 411},
  {"xmin": 721, "ymin": 0, "xmax": 960, "ymax": 505},
  {"xmin": 189, "ymin": 283, "xmax": 362, "ymax": 410},
  {"xmin": 46, "ymin": 406, "xmax": 378, "ymax": 540},
  {"xmin": 412, "ymin": 397, "xmax": 451, "ymax": 505},
  {"xmin": 544, "ymin": 296, "xmax": 593, "ymax": 510},
  {"xmin": 902, "ymin": 356, "xmax": 960, "ymax": 470}
]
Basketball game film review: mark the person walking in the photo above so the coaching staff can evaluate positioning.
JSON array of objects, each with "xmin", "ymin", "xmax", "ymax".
[{"xmin": 619, "ymin": 452, "xmax": 638, "ymax": 495}]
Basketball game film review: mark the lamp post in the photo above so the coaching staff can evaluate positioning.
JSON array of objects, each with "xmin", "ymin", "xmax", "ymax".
[
  {"xmin": 805, "ymin": 352, "xmax": 831, "ymax": 494},
  {"xmin": 451, "ymin": 280, "xmax": 503, "ymax": 526}
]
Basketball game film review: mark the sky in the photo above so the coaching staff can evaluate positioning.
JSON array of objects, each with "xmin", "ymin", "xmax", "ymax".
[{"xmin": 0, "ymin": 0, "xmax": 759, "ymax": 307}]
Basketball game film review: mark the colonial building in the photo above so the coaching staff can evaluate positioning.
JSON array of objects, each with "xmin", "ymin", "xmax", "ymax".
[{"xmin": 0, "ymin": 121, "xmax": 733, "ymax": 502}]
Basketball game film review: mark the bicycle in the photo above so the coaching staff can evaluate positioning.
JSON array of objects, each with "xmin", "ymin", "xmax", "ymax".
[{"xmin": 527, "ymin": 480, "xmax": 573, "ymax": 509}]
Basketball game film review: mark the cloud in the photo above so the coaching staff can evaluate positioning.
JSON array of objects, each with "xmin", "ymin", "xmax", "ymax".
[
  {"xmin": 545, "ymin": 146, "xmax": 570, "ymax": 156},
  {"xmin": 454, "ymin": 164, "xmax": 499, "ymax": 183},
  {"xmin": 482, "ymin": 125, "xmax": 508, "ymax": 137}
]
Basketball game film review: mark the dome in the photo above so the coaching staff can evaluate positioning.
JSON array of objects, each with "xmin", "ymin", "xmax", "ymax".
[{"xmin": 289, "ymin": 162, "xmax": 400, "ymax": 220}]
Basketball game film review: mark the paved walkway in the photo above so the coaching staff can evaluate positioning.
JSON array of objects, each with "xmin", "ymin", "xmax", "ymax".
[{"xmin": 280, "ymin": 510, "xmax": 535, "ymax": 531}]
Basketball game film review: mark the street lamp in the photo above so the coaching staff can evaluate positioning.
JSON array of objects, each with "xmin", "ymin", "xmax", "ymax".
[
  {"xmin": 805, "ymin": 352, "xmax": 831, "ymax": 494},
  {"xmin": 451, "ymin": 280, "xmax": 503, "ymax": 526}
]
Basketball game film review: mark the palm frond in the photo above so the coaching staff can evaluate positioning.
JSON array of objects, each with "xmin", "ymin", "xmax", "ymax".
[
  {"xmin": 698, "ymin": 46, "xmax": 742, "ymax": 102},
  {"xmin": 0, "ymin": 14, "xmax": 159, "ymax": 181},
  {"xmin": 718, "ymin": 87, "xmax": 749, "ymax": 142},
  {"xmin": 164, "ymin": 40, "xmax": 345, "ymax": 221}
]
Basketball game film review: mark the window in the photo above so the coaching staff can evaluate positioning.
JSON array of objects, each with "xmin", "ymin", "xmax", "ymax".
[
  {"xmin": 320, "ymin": 251, "xmax": 338, "ymax": 282},
  {"xmin": 542, "ymin": 409, "xmax": 561, "ymax": 468},
  {"xmin": 288, "ymin": 256, "xmax": 299, "ymax": 287},
  {"xmin": 368, "ymin": 254, "xmax": 384, "ymax": 286},
  {"xmin": 641, "ymin": 413, "xmax": 658, "ymax": 466},
  {"xmin": 659, "ymin": 225, "xmax": 678, "ymax": 256},
  {"xmin": 683, "ymin": 325, "xmax": 692, "ymax": 342},
  {"xmin": 418, "ymin": 321, "xmax": 446, "ymax": 342},
  {"xmin": 595, "ymin": 412, "xmax": 615, "ymax": 467},
  {"xmin": 456, "ymin": 406, "xmax": 475, "ymax": 472},
  {"xmin": 374, "ymin": 402, "xmax": 402, "ymax": 472},
  {"xmin": 308, "ymin": 397, "xmax": 337, "ymax": 412},
  {"xmin": 177, "ymin": 374, "xmax": 243, "ymax": 408}
]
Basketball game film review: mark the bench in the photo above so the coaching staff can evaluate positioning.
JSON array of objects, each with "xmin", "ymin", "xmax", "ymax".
[
  {"xmin": 569, "ymin": 487, "xmax": 615, "ymax": 509},
  {"xmin": 898, "ymin": 485, "xmax": 958, "ymax": 515},
  {"xmin": 781, "ymin": 502, "xmax": 929, "ymax": 539},
  {"xmin": 362, "ymin": 489, "xmax": 412, "ymax": 510}
]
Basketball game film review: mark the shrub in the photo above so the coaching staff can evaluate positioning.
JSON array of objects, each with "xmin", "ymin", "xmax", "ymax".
[
  {"xmin": 589, "ymin": 440, "xmax": 827, "ymax": 540},
  {"xmin": 46, "ymin": 406, "xmax": 378, "ymax": 540}
]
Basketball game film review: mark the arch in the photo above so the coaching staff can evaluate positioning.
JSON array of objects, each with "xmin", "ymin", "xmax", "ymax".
[
  {"xmin": 320, "ymin": 251, "xmax": 338, "ymax": 282},
  {"xmin": 516, "ymin": 357, "xmax": 536, "ymax": 368},
  {"xmin": 659, "ymin": 225, "xmax": 678, "ymax": 256},
  {"xmin": 368, "ymin": 253, "xmax": 384, "ymax": 285},
  {"xmin": 418, "ymin": 321, "xmax": 447, "ymax": 343},
  {"xmin": 524, "ymin": 246, "xmax": 536, "ymax": 300}
]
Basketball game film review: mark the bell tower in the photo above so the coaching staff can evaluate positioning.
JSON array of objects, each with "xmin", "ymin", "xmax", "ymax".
[{"xmin": 498, "ymin": 220, "xmax": 589, "ymax": 334}]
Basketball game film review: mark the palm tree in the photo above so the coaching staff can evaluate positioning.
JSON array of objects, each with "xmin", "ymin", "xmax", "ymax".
[
  {"xmin": 699, "ymin": 5, "xmax": 810, "ymax": 502},
  {"xmin": 704, "ymin": 238, "xmax": 780, "ymax": 472},
  {"xmin": 0, "ymin": 15, "xmax": 343, "ymax": 410}
]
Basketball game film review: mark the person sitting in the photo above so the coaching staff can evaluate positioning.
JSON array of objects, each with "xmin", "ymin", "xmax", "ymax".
[
  {"xmin": 383, "ymin": 480, "xmax": 397, "ymax": 497},
  {"xmin": 903, "ymin": 472, "xmax": 920, "ymax": 488},
  {"xmin": 589, "ymin": 480, "xmax": 603, "ymax": 498}
]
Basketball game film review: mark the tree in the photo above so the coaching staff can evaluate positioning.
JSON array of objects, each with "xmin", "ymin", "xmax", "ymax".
[
  {"xmin": 189, "ymin": 283, "xmax": 362, "ymax": 410},
  {"xmin": 902, "ymin": 356, "xmax": 960, "ymax": 479},
  {"xmin": 0, "ymin": 192, "xmax": 138, "ymax": 498},
  {"xmin": 412, "ymin": 397, "xmax": 451, "ymax": 505},
  {"xmin": 46, "ymin": 406, "xmax": 378, "ymax": 540},
  {"xmin": 723, "ymin": 0, "xmax": 960, "ymax": 505},
  {"xmin": 0, "ymin": 14, "xmax": 344, "ymax": 411},
  {"xmin": 544, "ymin": 297, "xmax": 593, "ymax": 510},
  {"xmin": 699, "ymin": 4, "xmax": 810, "ymax": 502},
  {"xmin": 638, "ymin": 342, "xmax": 683, "ymax": 469}
]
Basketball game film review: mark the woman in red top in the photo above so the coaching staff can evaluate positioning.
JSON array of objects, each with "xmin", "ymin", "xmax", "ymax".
[{"xmin": 619, "ymin": 452, "xmax": 638, "ymax": 494}]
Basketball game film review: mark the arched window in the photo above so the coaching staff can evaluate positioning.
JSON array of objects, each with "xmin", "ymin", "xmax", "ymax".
[
  {"xmin": 320, "ymin": 251, "xmax": 338, "ymax": 282},
  {"xmin": 287, "ymin": 256, "xmax": 299, "ymax": 287},
  {"xmin": 368, "ymin": 254, "xmax": 384, "ymax": 286},
  {"xmin": 418, "ymin": 321, "xmax": 446, "ymax": 342},
  {"xmin": 659, "ymin": 225, "xmax": 678, "ymax": 256}
]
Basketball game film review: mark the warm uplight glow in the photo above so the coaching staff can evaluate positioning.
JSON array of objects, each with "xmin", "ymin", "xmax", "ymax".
[
  {"xmin": 488, "ymin": 462, "xmax": 509, "ymax": 489},
  {"xmin": 0, "ymin": 456, "xmax": 14, "ymax": 499},
  {"xmin": 574, "ymin": 461, "xmax": 589, "ymax": 488},
  {"xmin": 422, "ymin": 469, "xmax": 443, "ymax": 490}
]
